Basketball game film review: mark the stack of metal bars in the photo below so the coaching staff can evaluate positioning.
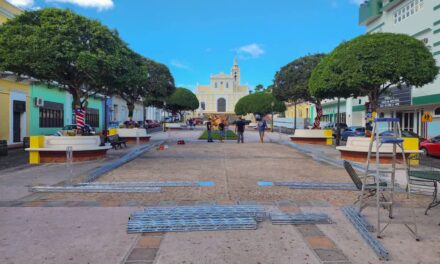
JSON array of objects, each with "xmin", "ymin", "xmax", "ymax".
[
  {"xmin": 341, "ymin": 206, "xmax": 389, "ymax": 260},
  {"xmin": 31, "ymin": 185, "xmax": 161, "ymax": 193},
  {"xmin": 270, "ymin": 213, "xmax": 332, "ymax": 225},
  {"xmin": 76, "ymin": 181, "xmax": 213, "ymax": 187},
  {"xmin": 274, "ymin": 181, "xmax": 357, "ymax": 191},
  {"xmin": 127, "ymin": 205, "xmax": 265, "ymax": 234}
]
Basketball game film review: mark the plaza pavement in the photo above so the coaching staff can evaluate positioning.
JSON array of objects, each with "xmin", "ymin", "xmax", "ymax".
[{"xmin": 1, "ymin": 128, "xmax": 440, "ymax": 264}]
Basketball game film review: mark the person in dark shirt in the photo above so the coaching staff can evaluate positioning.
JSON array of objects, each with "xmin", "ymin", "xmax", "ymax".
[
  {"xmin": 219, "ymin": 120, "xmax": 225, "ymax": 143},
  {"xmin": 235, "ymin": 117, "xmax": 245, "ymax": 143},
  {"xmin": 206, "ymin": 120, "xmax": 213, "ymax": 142}
]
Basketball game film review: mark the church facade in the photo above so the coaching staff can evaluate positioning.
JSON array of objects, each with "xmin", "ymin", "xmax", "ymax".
[{"xmin": 195, "ymin": 58, "xmax": 249, "ymax": 118}]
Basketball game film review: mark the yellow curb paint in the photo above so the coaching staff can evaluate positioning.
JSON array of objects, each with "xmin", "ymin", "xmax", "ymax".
[
  {"xmin": 29, "ymin": 136, "xmax": 44, "ymax": 164},
  {"xmin": 403, "ymin": 137, "xmax": 419, "ymax": 165},
  {"xmin": 108, "ymin": 128, "xmax": 117, "ymax": 136},
  {"xmin": 324, "ymin": 129, "xmax": 332, "ymax": 145}
]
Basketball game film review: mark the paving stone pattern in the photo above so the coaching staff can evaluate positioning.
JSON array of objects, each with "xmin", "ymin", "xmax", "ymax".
[{"xmin": 124, "ymin": 233, "xmax": 163, "ymax": 264}]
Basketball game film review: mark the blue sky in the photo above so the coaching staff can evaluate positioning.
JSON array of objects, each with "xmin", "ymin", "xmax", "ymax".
[{"xmin": 10, "ymin": 0, "xmax": 366, "ymax": 91}]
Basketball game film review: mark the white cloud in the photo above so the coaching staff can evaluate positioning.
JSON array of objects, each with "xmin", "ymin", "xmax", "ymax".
[
  {"xmin": 7, "ymin": 0, "xmax": 34, "ymax": 8},
  {"xmin": 46, "ymin": 0, "xmax": 114, "ymax": 11},
  {"xmin": 236, "ymin": 43, "xmax": 265, "ymax": 59},
  {"xmin": 170, "ymin": 60, "xmax": 191, "ymax": 70},
  {"xmin": 349, "ymin": 0, "xmax": 365, "ymax": 5}
]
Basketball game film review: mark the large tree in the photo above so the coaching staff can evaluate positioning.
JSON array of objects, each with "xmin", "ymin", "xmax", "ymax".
[
  {"xmin": 273, "ymin": 54, "xmax": 326, "ymax": 128},
  {"xmin": 235, "ymin": 92, "xmax": 286, "ymax": 116},
  {"xmin": 163, "ymin": 88, "xmax": 199, "ymax": 117},
  {"xmin": 312, "ymin": 33, "xmax": 438, "ymax": 114},
  {"xmin": 0, "ymin": 8, "xmax": 125, "ymax": 111}
]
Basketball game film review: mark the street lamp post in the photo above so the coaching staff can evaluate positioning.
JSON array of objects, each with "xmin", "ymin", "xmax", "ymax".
[
  {"xmin": 163, "ymin": 102, "xmax": 167, "ymax": 132},
  {"xmin": 336, "ymin": 97, "xmax": 341, "ymax": 146},
  {"xmin": 271, "ymin": 101, "xmax": 275, "ymax": 132}
]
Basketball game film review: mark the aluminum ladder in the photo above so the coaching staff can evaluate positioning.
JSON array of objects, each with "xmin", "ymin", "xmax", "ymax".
[{"xmin": 359, "ymin": 117, "xmax": 419, "ymax": 240}]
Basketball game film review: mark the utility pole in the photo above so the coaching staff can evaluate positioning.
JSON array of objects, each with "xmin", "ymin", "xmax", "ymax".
[
  {"xmin": 293, "ymin": 101, "xmax": 297, "ymax": 134},
  {"xmin": 271, "ymin": 101, "xmax": 275, "ymax": 132},
  {"xmin": 336, "ymin": 97, "xmax": 341, "ymax": 146}
]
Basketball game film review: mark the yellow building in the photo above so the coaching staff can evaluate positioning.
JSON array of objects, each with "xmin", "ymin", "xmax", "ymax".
[
  {"xmin": 284, "ymin": 102, "xmax": 313, "ymax": 119},
  {"xmin": 195, "ymin": 58, "xmax": 249, "ymax": 118},
  {"xmin": 0, "ymin": 1, "xmax": 28, "ymax": 146},
  {"xmin": 0, "ymin": 0, "xmax": 21, "ymax": 24}
]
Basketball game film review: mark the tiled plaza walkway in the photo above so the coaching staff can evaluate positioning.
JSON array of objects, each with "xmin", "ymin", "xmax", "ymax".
[{"xmin": 1, "ymin": 129, "xmax": 439, "ymax": 264}]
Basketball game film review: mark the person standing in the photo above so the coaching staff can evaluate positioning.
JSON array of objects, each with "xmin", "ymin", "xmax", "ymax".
[
  {"xmin": 219, "ymin": 120, "xmax": 225, "ymax": 143},
  {"xmin": 206, "ymin": 119, "xmax": 213, "ymax": 142},
  {"xmin": 235, "ymin": 117, "xmax": 245, "ymax": 144},
  {"xmin": 189, "ymin": 118, "xmax": 194, "ymax": 130},
  {"xmin": 257, "ymin": 118, "xmax": 267, "ymax": 143}
]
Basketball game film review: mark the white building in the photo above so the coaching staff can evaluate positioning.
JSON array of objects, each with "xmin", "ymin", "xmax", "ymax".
[
  {"xmin": 322, "ymin": 0, "xmax": 440, "ymax": 137},
  {"xmin": 109, "ymin": 95, "xmax": 164, "ymax": 125}
]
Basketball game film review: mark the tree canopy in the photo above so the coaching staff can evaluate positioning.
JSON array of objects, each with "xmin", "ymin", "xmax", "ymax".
[
  {"xmin": 0, "ymin": 8, "xmax": 125, "ymax": 109},
  {"xmin": 311, "ymin": 33, "xmax": 438, "ymax": 112},
  {"xmin": 235, "ymin": 92, "xmax": 286, "ymax": 116},
  {"xmin": 163, "ymin": 88, "xmax": 199, "ymax": 116},
  {"xmin": 272, "ymin": 54, "xmax": 326, "ymax": 128},
  {"xmin": 273, "ymin": 54, "xmax": 325, "ymax": 103}
]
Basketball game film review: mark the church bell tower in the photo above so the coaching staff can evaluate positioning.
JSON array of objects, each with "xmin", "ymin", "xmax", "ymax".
[{"xmin": 231, "ymin": 56, "xmax": 240, "ymax": 87}]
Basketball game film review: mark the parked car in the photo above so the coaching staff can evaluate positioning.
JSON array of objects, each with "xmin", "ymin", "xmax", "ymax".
[
  {"xmin": 420, "ymin": 135, "xmax": 440, "ymax": 157},
  {"xmin": 192, "ymin": 118, "xmax": 203, "ymax": 125},
  {"xmin": 379, "ymin": 130, "xmax": 424, "ymax": 140},
  {"xmin": 341, "ymin": 126, "xmax": 366, "ymax": 141},
  {"xmin": 145, "ymin": 120, "xmax": 160, "ymax": 128},
  {"xmin": 324, "ymin": 122, "xmax": 348, "ymax": 137},
  {"xmin": 55, "ymin": 124, "xmax": 96, "ymax": 136}
]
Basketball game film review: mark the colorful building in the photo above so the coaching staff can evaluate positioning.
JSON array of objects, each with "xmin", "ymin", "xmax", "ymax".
[
  {"xmin": 0, "ymin": 76, "xmax": 31, "ymax": 145},
  {"xmin": 321, "ymin": 0, "xmax": 440, "ymax": 137},
  {"xmin": 284, "ymin": 102, "xmax": 315, "ymax": 124},
  {"xmin": 29, "ymin": 84, "xmax": 104, "ymax": 136},
  {"xmin": 0, "ymin": 0, "xmax": 21, "ymax": 24},
  {"xmin": 0, "ymin": 1, "xmax": 27, "ymax": 146},
  {"xmin": 195, "ymin": 58, "xmax": 249, "ymax": 118},
  {"xmin": 358, "ymin": 0, "xmax": 440, "ymax": 137}
]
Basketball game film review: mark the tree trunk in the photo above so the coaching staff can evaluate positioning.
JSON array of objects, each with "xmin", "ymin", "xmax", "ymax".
[
  {"xmin": 127, "ymin": 101, "xmax": 135, "ymax": 121},
  {"xmin": 71, "ymin": 88, "xmax": 85, "ymax": 131},
  {"xmin": 312, "ymin": 101, "xmax": 322, "ymax": 129}
]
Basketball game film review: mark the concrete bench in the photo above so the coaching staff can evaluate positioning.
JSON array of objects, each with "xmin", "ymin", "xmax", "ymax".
[
  {"xmin": 26, "ymin": 136, "xmax": 111, "ymax": 163},
  {"xmin": 165, "ymin": 123, "xmax": 187, "ymax": 130},
  {"xmin": 116, "ymin": 128, "xmax": 151, "ymax": 144},
  {"xmin": 336, "ymin": 137, "xmax": 420, "ymax": 164},
  {"xmin": 289, "ymin": 129, "xmax": 332, "ymax": 145}
]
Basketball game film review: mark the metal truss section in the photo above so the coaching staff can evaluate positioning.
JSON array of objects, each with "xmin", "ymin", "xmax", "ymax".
[
  {"xmin": 127, "ymin": 217, "xmax": 257, "ymax": 233},
  {"xmin": 84, "ymin": 141, "xmax": 164, "ymax": 182},
  {"xmin": 341, "ymin": 206, "xmax": 390, "ymax": 260},
  {"xmin": 270, "ymin": 213, "xmax": 332, "ymax": 225},
  {"xmin": 274, "ymin": 181, "xmax": 357, "ymax": 191},
  {"xmin": 30, "ymin": 186, "xmax": 161, "ymax": 193},
  {"xmin": 77, "ymin": 181, "xmax": 214, "ymax": 187}
]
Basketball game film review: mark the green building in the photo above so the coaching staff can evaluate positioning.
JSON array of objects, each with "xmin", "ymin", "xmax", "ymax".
[{"xmin": 30, "ymin": 84, "xmax": 103, "ymax": 136}]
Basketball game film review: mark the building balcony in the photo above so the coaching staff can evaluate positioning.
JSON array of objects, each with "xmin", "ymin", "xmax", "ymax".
[
  {"xmin": 359, "ymin": 0, "xmax": 383, "ymax": 25},
  {"xmin": 381, "ymin": 0, "xmax": 404, "ymax": 12}
]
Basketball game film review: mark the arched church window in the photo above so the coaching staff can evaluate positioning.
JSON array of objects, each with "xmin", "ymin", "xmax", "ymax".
[
  {"xmin": 217, "ymin": 98, "xmax": 226, "ymax": 112},
  {"xmin": 201, "ymin": 102, "xmax": 205, "ymax": 110},
  {"xmin": 226, "ymin": 82, "xmax": 229, "ymax": 88},
  {"xmin": 215, "ymin": 82, "xmax": 217, "ymax": 88}
]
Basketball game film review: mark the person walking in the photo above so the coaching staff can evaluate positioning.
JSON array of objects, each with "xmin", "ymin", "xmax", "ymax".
[
  {"xmin": 235, "ymin": 117, "xmax": 245, "ymax": 144},
  {"xmin": 188, "ymin": 118, "xmax": 194, "ymax": 130},
  {"xmin": 257, "ymin": 118, "xmax": 267, "ymax": 143},
  {"xmin": 219, "ymin": 120, "xmax": 225, "ymax": 143},
  {"xmin": 206, "ymin": 119, "xmax": 213, "ymax": 142}
]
